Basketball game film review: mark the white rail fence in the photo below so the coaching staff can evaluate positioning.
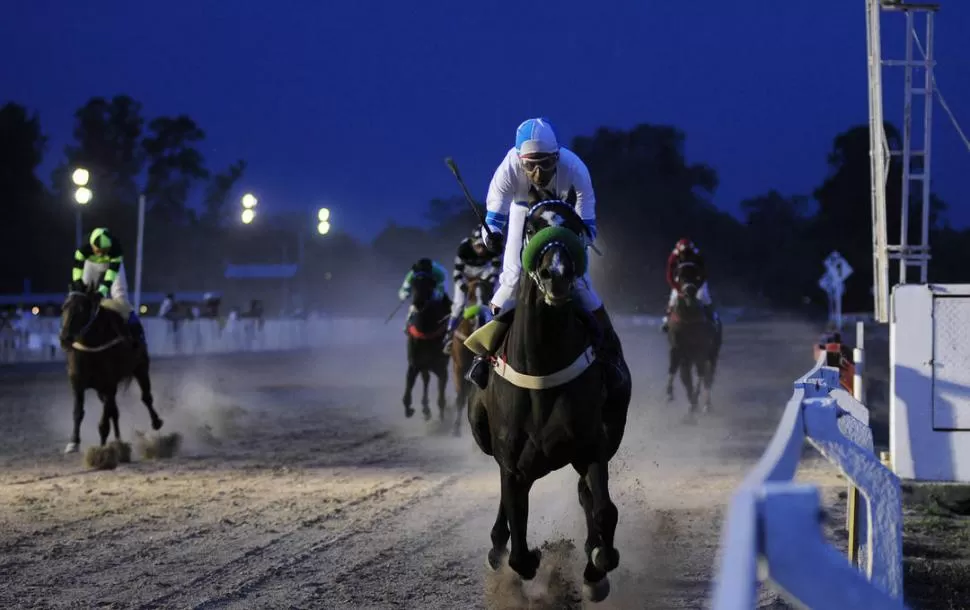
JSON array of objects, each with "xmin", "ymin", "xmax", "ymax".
[
  {"xmin": 0, "ymin": 316, "xmax": 399, "ymax": 364},
  {"xmin": 710, "ymin": 344, "xmax": 906, "ymax": 608}
]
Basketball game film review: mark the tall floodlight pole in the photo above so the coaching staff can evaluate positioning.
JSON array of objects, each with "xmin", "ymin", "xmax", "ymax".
[
  {"xmin": 134, "ymin": 194, "xmax": 146, "ymax": 312},
  {"xmin": 866, "ymin": 0, "xmax": 938, "ymax": 322}
]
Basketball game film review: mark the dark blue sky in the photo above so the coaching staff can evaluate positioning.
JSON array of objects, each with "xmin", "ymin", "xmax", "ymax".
[{"xmin": 3, "ymin": 1, "xmax": 968, "ymax": 240}]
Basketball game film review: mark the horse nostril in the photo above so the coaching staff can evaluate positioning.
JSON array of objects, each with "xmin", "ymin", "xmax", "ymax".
[{"xmin": 538, "ymin": 268, "xmax": 552, "ymax": 280}]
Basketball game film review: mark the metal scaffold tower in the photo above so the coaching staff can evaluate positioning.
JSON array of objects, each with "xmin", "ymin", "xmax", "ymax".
[{"xmin": 866, "ymin": 0, "xmax": 938, "ymax": 323}]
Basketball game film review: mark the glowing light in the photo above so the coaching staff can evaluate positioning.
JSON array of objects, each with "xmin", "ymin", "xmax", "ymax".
[
  {"xmin": 317, "ymin": 221, "xmax": 330, "ymax": 235},
  {"xmin": 74, "ymin": 187, "xmax": 93, "ymax": 205},
  {"xmin": 241, "ymin": 209, "xmax": 256, "ymax": 224},
  {"xmin": 241, "ymin": 193, "xmax": 258, "ymax": 209},
  {"xmin": 140, "ymin": 305, "xmax": 148, "ymax": 314},
  {"xmin": 317, "ymin": 207, "xmax": 330, "ymax": 222},
  {"xmin": 71, "ymin": 168, "xmax": 90, "ymax": 186},
  {"xmin": 31, "ymin": 306, "xmax": 40, "ymax": 315}
]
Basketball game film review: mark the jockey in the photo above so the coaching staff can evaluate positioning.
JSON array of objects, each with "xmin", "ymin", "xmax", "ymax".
[
  {"xmin": 443, "ymin": 229, "xmax": 501, "ymax": 347},
  {"xmin": 662, "ymin": 237, "xmax": 718, "ymax": 332},
  {"xmin": 71, "ymin": 227, "xmax": 145, "ymax": 346},
  {"xmin": 398, "ymin": 257, "xmax": 448, "ymax": 331},
  {"xmin": 466, "ymin": 117, "xmax": 625, "ymax": 389}
]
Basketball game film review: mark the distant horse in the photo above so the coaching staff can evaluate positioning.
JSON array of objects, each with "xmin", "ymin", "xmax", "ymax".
[
  {"xmin": 59, "ymin": 281, "xmax": 164, "ymax": 454},
  {"xmin": 403, "ymin": 272, "xmax": 451, "ymax": 421},
  {"xmin": 449, "ymin": 276, "xmax": 494, "ymax": 436},
  {"xmin": 665, "ymin": 262, "xmax": 722, "ymax": 419},
  {"xmin": 466, "ymin": 186, "xmax": 632, "ymax": 603}
]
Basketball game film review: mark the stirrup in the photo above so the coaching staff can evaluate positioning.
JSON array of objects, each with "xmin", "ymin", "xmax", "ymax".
[{"xmin": 466, "ymin": 355, "xmax": 490, "ymax": 390}]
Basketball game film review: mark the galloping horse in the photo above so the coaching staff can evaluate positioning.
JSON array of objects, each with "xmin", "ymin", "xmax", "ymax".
[
  {"xmin": 59, "ymin": 281, "xmax": 164, "ymax": 453},
  {"xmin": 449, "ymin": 276, "xmax": 493, "ymax": 436},
  {"xmin": 466, "ymin": 186, "xmax": 632, "ymax": 603},
  {"xmin": 665, "ymin": 261, "xmax": 722, "ymax": 418},
  {"xmin": 403, "ymin": 272, "xmax": 451, "ymax": 421}
]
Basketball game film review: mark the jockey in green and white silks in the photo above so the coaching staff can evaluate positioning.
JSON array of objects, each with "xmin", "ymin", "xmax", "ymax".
[
  {"xmin": 466, "ymin": 117, "xmax": 625, "ymax": 390},
  {"xmin": 398, "ymin": 258, "xmax": 448, "ymax": 330},
  {"xmin": 443, "ymin": 230, "xmax": 501, "ymax": 345},
  {"xmin": 71, "ymin": 227, "xmax": 145, "ymax": 346}
]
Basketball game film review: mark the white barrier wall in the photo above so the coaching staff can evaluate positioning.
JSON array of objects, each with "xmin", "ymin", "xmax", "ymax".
[
  {"xmin": 890, "ymin": 283, "xmax": 970, "ymax": 481},
  {"xmin": 0, "ymin": 316, "xmax": 402, "ymax": 364},
  {"xmin": 711, "ymin": 353, "xmax": 905, "ymax": 609}
]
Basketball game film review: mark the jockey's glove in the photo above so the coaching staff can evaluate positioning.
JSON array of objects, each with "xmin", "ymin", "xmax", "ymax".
[{"xmin": 484, "ymin": 230, "xmax": 504, "ymax": 254}]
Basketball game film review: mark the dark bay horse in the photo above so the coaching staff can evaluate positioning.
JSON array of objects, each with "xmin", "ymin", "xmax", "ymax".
[
  {"xmin": 666, "ymin": 263, "xmax": 722, "ymax": 419},
  {"xmin": 60, "ymin": 281, "xmax": 164, "ymax": 454},
  {"xmin": 449, "ymin": 276, "xmax": 493, "ymax": 436},
  {"xmin": 403, "ymin": 272, "xmax": 451, "ymax": 421},
  {"xmin": 466, "ymin": 188, "xmax": 632, "ymax": 602}
]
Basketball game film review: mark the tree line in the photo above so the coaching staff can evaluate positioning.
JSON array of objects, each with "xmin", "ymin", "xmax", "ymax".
[{"xmin": 1, "ymin": 95, "xmax": 967, "ymax": 316}]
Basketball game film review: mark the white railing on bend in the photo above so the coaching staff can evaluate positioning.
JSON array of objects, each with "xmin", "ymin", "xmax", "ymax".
[{"xmin": 710, "ymin": 354, "xmax": 906, "ymax": 609}]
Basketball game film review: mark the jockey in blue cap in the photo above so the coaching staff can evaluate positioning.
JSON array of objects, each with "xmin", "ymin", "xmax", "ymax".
[{"xmin": 466, "ymin": 117, "xmax": 625, "ymax": 390}]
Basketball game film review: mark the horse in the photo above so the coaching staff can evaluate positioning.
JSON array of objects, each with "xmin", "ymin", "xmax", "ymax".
[
  {"xmin": 59, "ymin": 280, "xmax": 164, "ymax": 454},
  {"xmin": 465, "ymin": 186, "xmax": 632, "ymax": 603},
  {"xmin": 449, "ymin": 275, "xmax": 494, "ymax": 436},
  {"xmin": 403, "ymin": 271, "xmax": 451, "ymax": 421},
  {"xmin": 665, "ymin": 262, "xmax": 722, "ymax": 419}
]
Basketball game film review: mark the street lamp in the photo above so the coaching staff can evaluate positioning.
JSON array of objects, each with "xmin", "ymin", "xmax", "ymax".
[
  {"xmin": 241, "ymin": 192, "xmax": 258, "ymax": 224},
  {"xmin": 317, "ymin": 207, "xmax": 331, "ymax": 235},
  {"xmin": 72, "ymin": 167, "xmax": 92, "ymax": 248}
]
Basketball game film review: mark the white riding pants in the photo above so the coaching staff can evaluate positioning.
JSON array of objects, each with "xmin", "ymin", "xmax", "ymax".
[{"xmin": 490, "ymin": 202, "xmax": 603, "ymax": 312}]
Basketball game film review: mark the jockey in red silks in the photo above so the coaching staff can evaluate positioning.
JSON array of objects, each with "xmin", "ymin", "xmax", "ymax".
[{"xmin": 662, "ymin": 238, "xmax": 718, "ymax": 332}]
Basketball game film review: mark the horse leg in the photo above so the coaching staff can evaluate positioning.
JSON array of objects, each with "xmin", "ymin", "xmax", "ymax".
[
  {"xmin": 66, "ymin": 381, "xmax": 85, "ymax": 453},
  {"xmin": 681, "ymin": 358, "xmax": 698, "ymax": 414},
  {"xmin": 454, "ymin": 381, "xmax": 467, "ymax": 436},
  {"xmin": 585, "ymin": 461, "xmax": 621, "ymax": 574},
  {"xmin": 485, "ymin": 499, "xmax": 510, "ymax": 571},
  {"xmin": 403, "ymin": 365, "xmax": 418, "ymax": 418},
  {"xmin": 98, "ymin": 388, "xmax": 117, "ymax": 446},
  {"xmin": 576, "ymin": 470, "xmax": 612, "ymax": 602},
  {"xmin": 436, "ymin": 364, "xmax": 447, "ymax": 418},
  {"xmin": 420, "ymin": 370, "xmax": 431, "ymax": 420},
  {"xmin": 135, "ymin": 360, "xmax": 163, "ymax": 430},
  {"xmin": 666, "ymin": 345, "xmax": 679, "ymax": 402},
  {"xmin": 501, "ymin": 470, "xmax": 540, "ymax": 580}
]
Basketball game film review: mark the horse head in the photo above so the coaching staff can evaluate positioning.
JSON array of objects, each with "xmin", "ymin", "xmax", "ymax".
[
  {"xmin": 674, "ymin": 262, "xmax": 704, "ymax": 320},
  {"xmin": 410, "ymin": 271, "xmax": 438, "ymax": 309},
  {"xmin": 60, "ymin": 280, "xmax": 100, "ymax": 348},
  {"xmin": 519, "ymin": 186, "xmax": 589, "ymax": 307}
]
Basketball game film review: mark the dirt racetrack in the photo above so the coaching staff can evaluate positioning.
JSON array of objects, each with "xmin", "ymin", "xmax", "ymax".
[{"xmin": 0, "ymin": 320, "xmax": 844, "ymax": 609}]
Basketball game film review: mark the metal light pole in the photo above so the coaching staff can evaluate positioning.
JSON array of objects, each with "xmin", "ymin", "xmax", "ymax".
[
  {"xmin": 72, "ymin": 168, "xmax": 92, "ymax": 248},
  {"xmin": 133, "ymin": 193, "xmax": 146, "ymax": 312}
]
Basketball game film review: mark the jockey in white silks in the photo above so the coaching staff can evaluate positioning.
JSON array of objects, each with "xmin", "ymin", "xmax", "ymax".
[
  {"xmin": 442, "ymin": 230, "xmax": 501, "ymax": 349},
  {"xmin": 464, "ymin": 117, "xmax": 625, "ymax": 390},
  {"xmin": 70, "ymin": 227, "xmax": 145, "ymax": 346}
]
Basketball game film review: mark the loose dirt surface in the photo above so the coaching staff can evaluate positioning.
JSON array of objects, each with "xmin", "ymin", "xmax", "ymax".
[{"xmin": 0, "ymin": 320, "xmax": 851, "ymax": 609}]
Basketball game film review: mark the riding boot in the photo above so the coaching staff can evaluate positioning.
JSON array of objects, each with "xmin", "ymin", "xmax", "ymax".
[
  {"xmin": 464, "ymin": 307, "xmax": 515, "ymax": 391},
  {"xmin": 128, "ymin": 311, "xmax": 146, "ymax": 349},
  {"xmin": 590, "ymin": 305, "xmax": 628, "ymax": 390}
]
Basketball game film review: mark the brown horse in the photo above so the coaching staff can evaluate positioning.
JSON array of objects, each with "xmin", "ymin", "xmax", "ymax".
[{"xmin": 449, "ymin": 276, "xmax": 494, "ymax": 436}]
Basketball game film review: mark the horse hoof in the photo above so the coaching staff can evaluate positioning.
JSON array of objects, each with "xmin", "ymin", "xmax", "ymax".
[
  {"xmin": 423, "ymin": 410, "xmax": 432, "ymax": 422},
  {"xmin": 509, "ymin": 548, "xmax": 541, "ymax": 580},
  {"xmin": 64, "ymin": 442, "xmax": 79, "ymax": 454},
  {"xmin": 666, "ymin": 392, "xmax": 674, "ymax": 403},
  {"xmin": 592, "ymin": 546, "xmax": 620, "ymax": 572},
  {"xmin": 152, "ymin": 417, "xmax": 164, "ymax": 431},
  {"xmin": 486, "ymin": 547, "xmax": 508, "ymax": 571},
  {"xmin": 582, "ymin": 576, "xmax": 611, "ymax": 603},
  {"xmin": 405, "ymin": 407, "xmax": 415, "ymax": 419}
]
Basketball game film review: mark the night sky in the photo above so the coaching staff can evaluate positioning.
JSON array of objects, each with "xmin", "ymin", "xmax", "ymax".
[{"xmin": 3, "ymin": 1, "xmax": 968, "ymax": 240}]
